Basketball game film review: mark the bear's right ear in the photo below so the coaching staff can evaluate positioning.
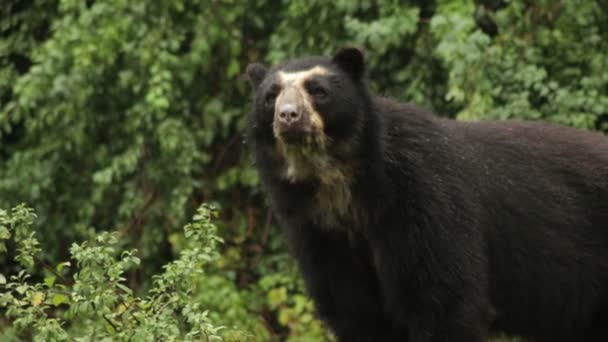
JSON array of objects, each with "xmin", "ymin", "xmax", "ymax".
[
  {"xmin": 246, "ymin": 63, "xmax": 268, "ymax": 89},
  {"xmin": 332, "ymin": 47, "xmax": 365, "ymax": 79}
]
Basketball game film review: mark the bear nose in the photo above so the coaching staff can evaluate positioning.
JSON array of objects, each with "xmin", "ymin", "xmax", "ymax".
[{"xmin": 277, "ymin": 104, "xmax": 301, "ymax": 125}]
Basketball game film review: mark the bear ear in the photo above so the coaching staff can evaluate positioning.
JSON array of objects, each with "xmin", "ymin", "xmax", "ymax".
[
  {"xmin": 246, "ymin": 63, "xmax": 268, "ymax": 89},
  {"xmin": 332, "ymin": 47, "xmax": 365, "ymax": 79}
]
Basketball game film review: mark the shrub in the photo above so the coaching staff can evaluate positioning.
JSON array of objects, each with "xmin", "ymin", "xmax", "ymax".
[{"xmin": 0, "ymin": 204, "xmax": 254, "ymax": 341}]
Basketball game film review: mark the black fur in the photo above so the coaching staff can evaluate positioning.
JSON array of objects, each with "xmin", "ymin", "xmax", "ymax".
[
  {"xmin": 246, "ymin": 62, "xmax": 268, "ymax": 88},
  {"xmin": 332, "ymin": 47, "xmax": 366, "ymax": 80},
  {"xmin": 246, "ymin": 49, "xmax": 608, "ymax": 342}
]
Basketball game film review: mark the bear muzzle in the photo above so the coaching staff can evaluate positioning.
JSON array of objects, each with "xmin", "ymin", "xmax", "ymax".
[{"xmin": 273, "ymin": 89, "xmax": 314, "ymax": 145}]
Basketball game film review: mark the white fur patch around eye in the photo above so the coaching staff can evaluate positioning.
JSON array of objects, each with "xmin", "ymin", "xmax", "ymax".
[{"xmin": 277, "ymin": 66, "xmax": 331, "ymax": 86}]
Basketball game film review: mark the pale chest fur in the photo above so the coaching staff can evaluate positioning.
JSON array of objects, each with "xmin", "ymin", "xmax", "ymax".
[{"xmin": 276, "ymin": 142, "xmax": 359, "ymax": 228}]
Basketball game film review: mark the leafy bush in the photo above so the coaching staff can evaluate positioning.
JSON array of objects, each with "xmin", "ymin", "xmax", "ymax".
[{"xmin": 0, "ymin": 204, "xmax": 253, "ymax": 341}]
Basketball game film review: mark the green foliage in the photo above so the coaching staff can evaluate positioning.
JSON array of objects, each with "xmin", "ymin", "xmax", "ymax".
[
  {"xmin": 1, "ymin": 0, "xmax": 607, "ymax": 340},
  {"xmin": 0, "ymin": 204, "xmax": 253, "ymax": 341},
  {"xmin": 431, "ymin": 0, "xmax": 608, "ymax": 125},
  {"xmin": 0, "ymin": 205, "xmax": 39, "ymax": 269}
]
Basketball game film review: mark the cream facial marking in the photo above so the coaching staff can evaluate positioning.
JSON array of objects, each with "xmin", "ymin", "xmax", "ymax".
[
  {"xmin": 277, "ymin": 66, "xmax": 331, "ymax": 86},
  {"xmin": 273, "ymin": 66, "xmax": 330, "ymax": 181},
  {"xmin": 273, "ymin": 66, "xmax": 356, "ymax": 228},
  {"xmin": 273, "ymin": 66, "xmax": 329, "ymax": 140}
]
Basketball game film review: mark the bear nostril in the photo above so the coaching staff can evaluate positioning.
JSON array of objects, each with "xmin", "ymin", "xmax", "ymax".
[
  {"xmin": 278, "ymin": 104, "xmax": 301, "ymax": 124},
  {"xmin": 280, "ymin": 110, "xmax": 298, "ymax": 122}
]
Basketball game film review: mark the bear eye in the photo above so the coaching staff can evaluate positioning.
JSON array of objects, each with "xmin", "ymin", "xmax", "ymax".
[
  {"xmin": 264, "ymin": 91, "xmax": 278, "ymax": 108},
  {"xmin": 307, "ymin": 85, "xmax": 328, "ymax": 100},
  {"xmin": 264, "ymin": 84, "xmax": 281, "ymax": 108}
]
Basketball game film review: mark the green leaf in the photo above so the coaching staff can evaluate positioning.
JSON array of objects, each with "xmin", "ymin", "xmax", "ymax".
[
  {"xmin": 51, "ymin": 294, "xmax": 69, "ymax": 307},
  {"xmin": 0, "ymin": 226, "xmax": 10, "ymax": 240},
  {"xmin": 44, "ymin": 276, "xmax": 56, "ymax": 288},
  {"xmin": 116, "ymin": 283, "xmax": 133, "ymax": 295},
  {"xmin": 56, "ymin": 261, "xmax": 71, "ymax": 273},
  {"xmin": 16, "ymin": 284, "xmax": 28, "ymax": 295}
]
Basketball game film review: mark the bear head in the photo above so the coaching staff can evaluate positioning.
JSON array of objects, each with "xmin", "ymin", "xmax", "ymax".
[{"xmin": 246, "ymin": 48, "xmax": 371, "ymax": 184}]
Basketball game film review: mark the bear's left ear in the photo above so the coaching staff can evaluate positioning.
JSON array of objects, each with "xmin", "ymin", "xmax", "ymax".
[
  {"xmin": 332, "ymin": 47, "xmax": 365, "ymax": 79},
  {"xmin": 246, "ymin": 63, "xmax": 268, "ymax": 89}
]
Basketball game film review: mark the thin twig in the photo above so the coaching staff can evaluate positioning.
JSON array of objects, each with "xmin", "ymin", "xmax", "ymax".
[
  {"xmin": 251, "ymin": 209, "xmax": 273, "ymax": 266},
  {"xmin": 34, "ymin": 255, "xmax": 71, "ymax": 285},
  {"xmin": 260, "ymin": 209, "xmax": 273, "ymax": 247},
  {"xmin": 118, "ymin": 299, "xmax": 142, "ymax": 325},
  {"xmin": 102, "ymin": 314, "xmax": 119, "ymax": 332}
]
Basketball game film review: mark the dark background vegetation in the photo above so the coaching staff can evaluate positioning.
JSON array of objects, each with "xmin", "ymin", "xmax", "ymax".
[{"xmin": 1, "ymin": 0, "xmax": 607, "ymax": 340}]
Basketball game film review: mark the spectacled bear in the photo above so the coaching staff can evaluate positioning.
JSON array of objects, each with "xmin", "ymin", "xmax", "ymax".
[{"xmin": 245, "ymin": 47, "xmax": 608, "ymax": 342}]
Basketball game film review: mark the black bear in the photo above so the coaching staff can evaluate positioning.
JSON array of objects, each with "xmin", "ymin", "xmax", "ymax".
[{"xmin": 245, "ymin": 47, "xmax": 608, "ymax": 342}]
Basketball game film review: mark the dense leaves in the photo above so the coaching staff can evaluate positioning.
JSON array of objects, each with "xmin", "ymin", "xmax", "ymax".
[
  {"xmin": 1, "ymin": 0, "xmax": 606, "ymax": 340},
  {"xmin": 0, "ymin": 204, "xmax": 248, "ymax": 341}
]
